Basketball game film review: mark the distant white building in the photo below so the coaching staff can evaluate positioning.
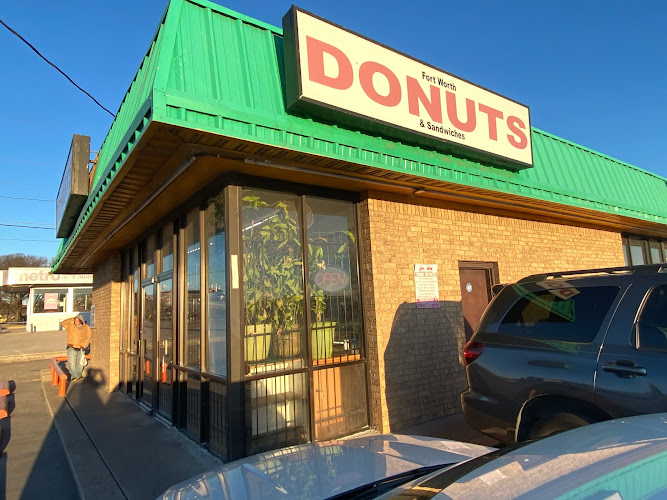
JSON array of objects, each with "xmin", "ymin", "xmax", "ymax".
[{"xmin": 0, "ymin": 267, "xmax": 93, "ymax": 332}]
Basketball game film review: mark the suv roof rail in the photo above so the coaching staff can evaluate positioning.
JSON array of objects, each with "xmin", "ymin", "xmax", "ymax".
[{"xmin": 518, "ymin": 264, "xmax": 667, "ymax": 283}]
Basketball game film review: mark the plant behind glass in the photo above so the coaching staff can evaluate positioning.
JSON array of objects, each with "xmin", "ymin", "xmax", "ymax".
[{"xmin": 242, "ymin": 195, "xmax": 304, "ymax": 338}]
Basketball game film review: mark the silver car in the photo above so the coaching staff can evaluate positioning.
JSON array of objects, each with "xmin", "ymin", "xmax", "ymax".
[{"xmin": 159, "ymin": 413, "xmax": 667, "ymax": 499}]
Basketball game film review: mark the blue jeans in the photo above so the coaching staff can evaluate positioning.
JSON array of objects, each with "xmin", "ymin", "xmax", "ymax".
[{"xmin": 67, "ymin": 347, "xmax": 84, "ymax": 379}]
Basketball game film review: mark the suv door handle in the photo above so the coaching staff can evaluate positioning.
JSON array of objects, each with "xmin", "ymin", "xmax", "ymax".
[{"xmin": 602, "ymin": 360, "xmax": 647, "ymax": 378}]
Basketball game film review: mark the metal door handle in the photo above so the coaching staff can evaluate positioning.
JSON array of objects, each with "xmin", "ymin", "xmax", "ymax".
[
  {"xmin": 160, "ymin": 339, "xmax": 173, "ymax": 356},
  {"xmin": 602, "ymin": 361, "xmax": 647, "ymax": 377}
]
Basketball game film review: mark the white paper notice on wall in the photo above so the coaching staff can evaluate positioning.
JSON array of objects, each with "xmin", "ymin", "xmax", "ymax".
[
  {"xmin": 414, "ymin": 264, "xmax": 440, "ymax": 308},
  {"xmin": 231, "ymin": 255, "xmax": 239, "ymax": 289},
  {"xmin": 90, "ymin": 304, "xmax": 96, "ymax": 329}
]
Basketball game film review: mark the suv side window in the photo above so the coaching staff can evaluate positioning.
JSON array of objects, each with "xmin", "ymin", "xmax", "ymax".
[
  {"xmin": 635, "ymin": 285, "xmax": 667, "ymax": 351},
  {"xmin": 495, "ymin": 284, "xmax": 619, "ymax": 342}
]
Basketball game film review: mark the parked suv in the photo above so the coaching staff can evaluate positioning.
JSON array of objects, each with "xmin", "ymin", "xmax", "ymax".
[{"xmin": 461, "ymin": 264, "xmax": 667, "ymax": 444}]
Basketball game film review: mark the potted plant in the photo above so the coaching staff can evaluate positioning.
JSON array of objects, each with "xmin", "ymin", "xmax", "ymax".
[
  {"xmin": 243, "ymin": 195, "xmax": 304, "ymax": 362},
  {"xmin": 243, "ymin": 192, "xmax": 354, "ymax": 362},
  {"xmin": 308, "ymin": 233, "xmax": 354, "ymax": 361}
]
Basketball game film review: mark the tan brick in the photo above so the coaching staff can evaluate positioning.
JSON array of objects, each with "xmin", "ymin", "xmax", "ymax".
[
  {"xmin": 90, "ymin": 254, "xmax": 122, "ymax": 393},
  {"xmin": 361, "ymin": 196, "xmax": 625, "ymax": 432}
]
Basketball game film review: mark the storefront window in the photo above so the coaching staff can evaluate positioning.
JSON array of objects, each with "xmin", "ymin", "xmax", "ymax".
[
  {"xmin": 242, "ymin": 190, "xmax": 305, "ymax": 374},
  {"xmin": 247, "ymin": 372, "xmax": 309, "ymax": 454},
  {"xmin": 648, "ymin": 241, "xmax": 663, "ymax": 264},
  {"xmin": 650, "ymin": 245, "xmax": 662, "ymax": 264},
  {"xmin": 622, "ymin": 243, "xmax": 630, "ymax": 266},
  {"xmin": 132, "ymin": 247, "xmax": 139, "ymax": 353},
  {"xmin": 161, "ymin": 222, "xmax": 174, "ymax": 273},
  {"xmin": 184, "ymin": 209, "xmax": 201, "ymax": 369},
  {"xmin": 143, "ymin": 235, "xmax": 156, "ymax": 279},
  {"xmin": 623, "ymin": 237, "xmax": 667, "ymax": 265},
  {"xmin": 73, "ymin": 287, "xmax": 93, "ymax": 311},
  {"xmin": 629, "ymin": 239, "xmax": 645, "ymax": 265},
  {"xmin": 205, "ymin": 192, "xmax": 227, "ymax": 377},
  {"xmin": 306, "ymin": 196, "xmax": 363, "ymax": 364},
  {"xmin": 33, "ymin": 288, "xmax": 68, "ymax": 313}
]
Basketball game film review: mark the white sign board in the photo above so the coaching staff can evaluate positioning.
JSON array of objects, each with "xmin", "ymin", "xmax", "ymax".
[
  {"xmin": 6, "ymin": 267, "xmax": 93, "ymax": 286},
  {"xmin": 284, "ymin": 7, "xmax": 532, "ymax": 169},
  {"xmin": 89, "ymin": 305, "xmax": 96, "ymax": 329},
  {"xmin": 414, "ymin": 264, "xmax": 440, "ymax": 308},
  {"xmin": 44, "ymin": 292, "xmax": 59, "ymax": 310}
]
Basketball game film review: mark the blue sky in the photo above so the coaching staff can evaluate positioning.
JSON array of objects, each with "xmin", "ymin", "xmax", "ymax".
[{"xmin": 1, "ymin": 0, "xmax": 665, "ymax": 261}]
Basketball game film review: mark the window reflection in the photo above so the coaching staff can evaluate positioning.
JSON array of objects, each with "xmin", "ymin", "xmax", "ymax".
[
  {"xmin": 307, "ymin": 196, "xmax": 363, "ymax": 364},
  {"xmin": 73, "ymin": 287, "xmax": 93, "ymax": 312},
  {"xmin": 185, "ymin": 209, "xmax": 201, "ymax": 369},
  {"xmin": 205, "ymin": 193, "xmax": 227, "ymax": 377},
  {"xmin": 629, "ymin": 243, "xmax": 645, "ymax": 265},
  {"xmin": 144, "ymin": 235, "xmax": 156, "ymax": 278},
  {"xmin": 242, "ymin": 190, "xmax": 305, "ymax": 373},
  {"xmin": 33, "ymin": 288, "xmax": 68, "ymax": 313},
  {"xmin": 161, "ymin": 222, "xmax": 174, "ymax": 273}
]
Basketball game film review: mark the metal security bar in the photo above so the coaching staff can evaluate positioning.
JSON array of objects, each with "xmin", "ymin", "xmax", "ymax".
[
  {"xmin": 308, "ymin": 228, "xmax": 363, "ymax": 364},
  {"xmin": 207, "ymin": 378, "xmax": 228, "ymax": 460},
  {"xmin": 246, "ymin": 372, "xmax": 309, "ymax": 455}
]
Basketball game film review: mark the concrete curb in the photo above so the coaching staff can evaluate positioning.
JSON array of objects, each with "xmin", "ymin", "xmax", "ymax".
[
  {"xmin": 41, "ymin": 371, "xmax": 126, "ymax": 499},
  {"xmin": 1, "ymin": 351, "xmax": 66, "ymax": 363}
]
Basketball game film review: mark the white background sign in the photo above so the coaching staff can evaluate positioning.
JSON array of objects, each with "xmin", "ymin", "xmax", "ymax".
[
  {"xmin": 44, "ymin": 293, "xmax": 59, "ymax": 310},
  {"xmin": 290, "ymin": 9, "xmax": 532, "ymax": 167},
  {"xmin": 6, "ymin": 267, "xmax": 93, "ymax": 285},
  {"xmin": 90, "ymin": 304, "xmax": 96, "ymax": 329},
  {"xmin": 414, "ymin": 264, "xmax": 440, "ymax": 308}
]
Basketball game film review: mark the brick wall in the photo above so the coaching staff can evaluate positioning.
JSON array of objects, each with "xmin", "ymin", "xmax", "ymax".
[
  {"xmin": 361, "ymin": 196, "xmax": 626, "ymax": 433},
  {"xmin": 91, "ymin": 254, "xmax": 122, "ymax": 392}
]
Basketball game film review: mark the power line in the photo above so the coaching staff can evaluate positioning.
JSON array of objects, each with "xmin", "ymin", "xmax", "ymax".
[
  {"xmin": 0, "ymin": 238, "xmax": 57, "ymax": 242},
  {"xmin": 0, "ymin": 18, "xmax": 116, "ymax": 118},
  {"xmin": 0, "ymin": 220, "xmax": 55, "ymax": 227},
  {"xmin": 0, "ymin": 195, "xmax": 53, "ymax": 202},
  {"xmin": 0, "ymin": 223, "xmax": 54, "ymax": 230}
]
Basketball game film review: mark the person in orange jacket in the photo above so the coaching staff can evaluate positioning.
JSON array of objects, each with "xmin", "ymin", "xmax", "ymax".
[{"xmin": 60, "ymin": 314, "xmax": 91, "ymax": 380}]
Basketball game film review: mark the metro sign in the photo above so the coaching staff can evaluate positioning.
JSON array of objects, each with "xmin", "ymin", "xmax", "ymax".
[{"xmin": 283, "ymin": 7, "xmax": 533, "ymax": 170}]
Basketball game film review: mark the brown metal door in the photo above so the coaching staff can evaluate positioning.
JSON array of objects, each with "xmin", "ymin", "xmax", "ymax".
[{"xmin": 459, "ymin": 267, "xmax": 492, "ymax": 341}]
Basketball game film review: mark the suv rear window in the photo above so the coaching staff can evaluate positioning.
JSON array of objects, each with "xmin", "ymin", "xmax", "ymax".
[
  {"xmin": 491, "ymin": 283, "xmax": 620, "ymax": 342},
  {"xmin": 636, "ymin": 285, "xmax": 667, "ymax": 351}
]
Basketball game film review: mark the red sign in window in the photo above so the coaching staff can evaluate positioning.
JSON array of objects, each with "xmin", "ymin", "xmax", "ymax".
[{"xmin": 312, "ymin": 266, "xmax": 350, "ymax": 293}]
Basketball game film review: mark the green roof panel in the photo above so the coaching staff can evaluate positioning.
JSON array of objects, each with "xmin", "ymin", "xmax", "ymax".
[
  {"xmin": 56, "ymin": 0, "xmax": 667, "ymax": 269},
  {"xmin": 153, "ymin": 0, "xmax": 667, "ymax": 222}
]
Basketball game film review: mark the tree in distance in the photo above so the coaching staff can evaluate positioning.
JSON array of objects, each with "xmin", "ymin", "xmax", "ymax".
[{"xmin": 0, "ymin": 253, "xmax": 48, "ymax": 323}]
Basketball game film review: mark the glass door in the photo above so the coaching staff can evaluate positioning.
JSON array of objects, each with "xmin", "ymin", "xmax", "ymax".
[
  {"xmin": 141, "ymin": 282, "xmax": 155, "ymax": 408},
  {"xmin": 240, "ymin": 189, "xmax": 368, "ymax": 454},
  {"xmin": 127, "ymin": 250, "xmax": 141, "ymax": 399},
  {"xmin": 157, "ymin": 278, "xmax": 174, "ymax": 420}
]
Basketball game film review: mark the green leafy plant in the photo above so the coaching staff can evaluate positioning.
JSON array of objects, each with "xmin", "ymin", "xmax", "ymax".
[
  {"xmin": 242, "ymin": 195, "xmax": 304, "ymax": 337},
  {"xmin": 308, "ymin": 232, "xmax": 354, "ymax": 323},
  {"xmin": 243, "ymin": 193, "xmax": 355, "ymax": 359}
]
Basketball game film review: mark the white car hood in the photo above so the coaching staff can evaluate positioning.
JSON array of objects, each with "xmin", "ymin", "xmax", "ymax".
[
  {"xmin": 385, "ymin": 414, "xmax": 667, "ymax": 500},
  {"xmin": 158, "ymin": 434, "xmax": 493, "ymax": 500}
]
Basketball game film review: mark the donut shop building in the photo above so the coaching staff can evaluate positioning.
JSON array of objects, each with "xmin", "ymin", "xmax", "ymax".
[{"xmin": 52, "ymin": 0, "xmax": 667, "ymax": 460}]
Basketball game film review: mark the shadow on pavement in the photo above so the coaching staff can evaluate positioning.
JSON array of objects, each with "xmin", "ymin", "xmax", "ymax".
[
  {"xmin": 27, "ymin": 363, "xmax": 222, "ymax": 499},
  {"xmin": 0, "ymin": 363, "xmax": 78, "ymax": 500},
  {"xmin": 0, "ymin": 381, "xmax": 14, "ymax": 499}
]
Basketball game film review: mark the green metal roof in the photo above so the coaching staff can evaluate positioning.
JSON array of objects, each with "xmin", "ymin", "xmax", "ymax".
[{"xmin": 59, "ymin": 0, "xmax": 667, "ymax": 268}]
